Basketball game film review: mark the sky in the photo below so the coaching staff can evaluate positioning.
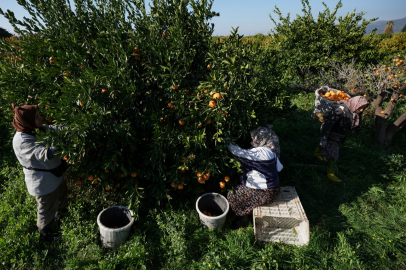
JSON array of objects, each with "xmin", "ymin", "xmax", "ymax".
[{"xmin": 1, "ymin": 0, "xmax": 406, "ymax": 37}]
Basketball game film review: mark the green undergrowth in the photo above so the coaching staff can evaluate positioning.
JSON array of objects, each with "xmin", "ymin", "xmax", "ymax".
[{"xmin": 1, "ymin": 91, "xmax": 406, "ymax": 269}]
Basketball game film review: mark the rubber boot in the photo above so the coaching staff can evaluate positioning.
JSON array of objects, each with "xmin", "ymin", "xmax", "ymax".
[
  {"xmin": 230, "ymin": 215, "xmax": 248, "ymax": 230},
  {"xmin": 39, "ymin": 222, "xmax": 62, "ymax": 242},
  {"xmin": 326, "ymin": 161, "xmax": 342, "ymax": 183},
  {"xmin": 313, "ymin": 146, "xmax": 324, "ymax": 161}
]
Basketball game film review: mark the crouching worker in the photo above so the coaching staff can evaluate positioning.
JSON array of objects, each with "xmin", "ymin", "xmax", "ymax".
[
  {"xmin": 11, "ymin": 104, "xmax": 69, "ymax": 242},
  {"xmin": 313, "ymin": 96, "xmax": 369, "ymax": 182},
  {"xmin": 226, "ymin": 125, "xmax": 282, "ymax": 230}
]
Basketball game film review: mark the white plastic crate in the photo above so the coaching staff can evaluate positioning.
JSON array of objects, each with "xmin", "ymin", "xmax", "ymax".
[{"xmin": 253, "ymin": 186, "xmax": 309, "ymax": 246}]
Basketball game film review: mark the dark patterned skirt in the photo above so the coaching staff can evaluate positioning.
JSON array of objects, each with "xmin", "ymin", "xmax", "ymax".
[
  {"xmin": 321, "ymin": 140, "xmax": 340, "ymax": 161},
  {"xmin": 227, "ymin": 185, "xmax": 280, "ymax": 216}
]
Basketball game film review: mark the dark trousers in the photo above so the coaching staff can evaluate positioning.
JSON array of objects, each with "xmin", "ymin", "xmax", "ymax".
[{"xmin": 35, "ymin": 178, "xmax": 68, "ymax": 230}]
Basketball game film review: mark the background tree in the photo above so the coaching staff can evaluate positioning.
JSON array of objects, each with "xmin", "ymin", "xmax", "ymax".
[
  {"xmin": 383, "ymin": 21, "xmax": 394, "ymax": 34},
  {"xmin": 269, "ymin": 0, "xmax": 378, "ymax": 84},
  {"xmin": 401, "ymin": 24, "xmax": 406, "ymax": 32}
]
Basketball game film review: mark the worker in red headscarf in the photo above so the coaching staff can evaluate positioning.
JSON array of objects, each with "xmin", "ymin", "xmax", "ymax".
[
  {"xmin": 314, "ymin": 96, "xmax": 369, "ymax": 182},
  {"xmin": 11, "ymin": 103, "xmax": 68, "ymax": 242}
]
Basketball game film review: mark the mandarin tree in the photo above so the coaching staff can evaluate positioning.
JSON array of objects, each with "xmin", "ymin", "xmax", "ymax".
[{"xmin": 0, "ymin": 0, "xmax": 280, "ymax": 198}]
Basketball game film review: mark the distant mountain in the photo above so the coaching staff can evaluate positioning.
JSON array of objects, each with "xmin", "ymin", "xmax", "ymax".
[{"xmin": 365, "ymin": 17, "xmax": 406, "ymax": 34}]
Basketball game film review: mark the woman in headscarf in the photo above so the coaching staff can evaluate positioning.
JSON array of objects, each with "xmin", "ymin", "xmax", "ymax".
[
  {"xmin": 11, "ymin": 103, "xmax": 68, "ymax": 242},
  {"xmin": 313, "ymin": 96, "xmax": 369, "ymax": 182},
  {"xmin": 226, "ymin": 124, "xmax": 282, "ymax": 229}
]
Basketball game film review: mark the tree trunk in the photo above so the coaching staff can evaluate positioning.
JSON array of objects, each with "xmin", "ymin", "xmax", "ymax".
[
  {"xmin": 371, "ymin": 84, "xmax": 406, "ymax": 147},
  {"xmin": 385, "ymin": 112, "xmax": 406, "ymax": 147}
]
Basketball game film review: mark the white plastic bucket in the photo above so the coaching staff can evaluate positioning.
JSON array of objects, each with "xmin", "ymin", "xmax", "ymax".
[
  {"xmin": 97, "ymin": 206, "xmax": 134, "ymax": 249},
  {"xmin": 196, "ymin": 193, "xmax": 229, "ymax": 230}
]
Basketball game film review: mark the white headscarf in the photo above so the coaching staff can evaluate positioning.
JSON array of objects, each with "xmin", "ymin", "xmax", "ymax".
[{"xmin": 250, "ymin": 124, "xmax": 281, "ymax": 158}]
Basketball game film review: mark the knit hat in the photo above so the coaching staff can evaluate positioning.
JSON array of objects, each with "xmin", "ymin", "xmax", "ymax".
[{"xmin": 11, "ymin": 103, "xmax": 45, "ymax": 136}]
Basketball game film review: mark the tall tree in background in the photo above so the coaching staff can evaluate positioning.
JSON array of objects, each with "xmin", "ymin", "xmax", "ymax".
[
  {"xmin": 0, "ymin": 27, "xmax": 12, "ymax": 39},
  {"xmin": 383, "ymin": 21, "xmax": 394, "ymax": 34}
]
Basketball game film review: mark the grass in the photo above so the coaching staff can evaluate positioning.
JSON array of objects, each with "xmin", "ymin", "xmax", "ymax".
[{"xmin": 1, "ymin": 91, "xmax": 406, "ymax": 269}]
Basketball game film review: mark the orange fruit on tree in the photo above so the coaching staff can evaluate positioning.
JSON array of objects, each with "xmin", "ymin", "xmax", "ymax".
[
  {"xmin": 63, "ymin": 156, "xmax": 69, "ymax": 161},
  {"xmin": 131, "ymin": 172, "xmax": 137, "ymax": 177},
  {"xmin": 80, "ymin": 101, "xmax": 84, "ymax": 106},
  {"xmin": 172, "ymin": 84, "xmax": 179, "ymax": 90},
  {"xmin": 391, "ymin": 99, "xmax": 394, "ymax": 101},
  {"xmin": 197, "ymin": 171, "xmax": 203, "ymax": 177},
  {"xmin": 219, "ymin": 181, "xmax": 226, "ymax": 188},
  {"xmin": 203, "ymin": 173, "xmax": 210, "ymax": 180},
  {"xmin": 134, "ymin": 47, "xmax": 140, "ymax": 52},
  {"xmin": 381, "ymin": 111, "xmax": 385, "ymax": 114},
  {"xmin": 209, "ymin": 100, "xmax": 216, "ymax": 108},
  {"xmin": 180, "ymin": 167, "xmax": 186, "ymax": 173},
  {"xmin": 206, "ymin": 119, "xmax": 212, "ymax": 124},
  {"xmin": 93, "ymin": 179, "xmax": 99, "ymax": 184},
  {"xmin": 225, "ymin": 88, "xmax": 230, "ymax": 93},
  {"xmin": 185, "ymin": 89, "xmax": 189, "ymax": 94},
  {"xmin": 190, "ymin": 155, "xmax": 195, "ymax": 160},
  {"xmin": 104, "ymin": 169, "xmax": 109, "ymax": 173},
  {"xmin": 207, "ymin": 64, "xmax": 210, "ymax": 70},
  {"xmin": 198, "ymin": 177, "xmax": 205, "ymax": 184},
  {"xmin": 163, "ymin": 33, "xmax": 167, "ymax": 38},
  {"xmin": 121, "ymin": 173, "xmax": 125, "ymax": 177},
  {"xmin": 76, "ymin": 179, "xmax": 83, "ymax": 185},
  {"xmin": 178, "ymin": 184, "xmax": 184, "ymax": 190},
  {"xmin": 168, "ymin": 102, "xmax": 173, "ymax": 108},
  {"xmin": 224, "ymin": 176, "xmax": 230, "ymax": 182},
  {"xmin": 213, "ymin": 93, "xmax": 222, "ymax": 99},
  {"xmin": 88, "ymin": 175, "xmax": 94, "ymax": 181},
  {"xmin": 171, "ymin": 182, "xmax": 176, "ymax": 188},
  {"xmin": 179, "ymin": 120, "xmax": 185, "ymax": 125},
  {"xmin": 105, "ymin": 187, "xmax": 111, "ymax": 191},
  {"xmin": 101, "ymin": 89, "xmax": 108, "ymax": 93}
]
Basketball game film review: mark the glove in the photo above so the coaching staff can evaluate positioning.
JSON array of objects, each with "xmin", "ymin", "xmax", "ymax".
[{"xmin": 319, "ymin": 139, "xmax": 327, "ymax": 148}]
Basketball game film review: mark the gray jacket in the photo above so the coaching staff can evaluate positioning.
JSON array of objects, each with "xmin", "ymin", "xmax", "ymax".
[{"xmin": 12, "ymin": 125, "xmax": 65, "ymax": 196}]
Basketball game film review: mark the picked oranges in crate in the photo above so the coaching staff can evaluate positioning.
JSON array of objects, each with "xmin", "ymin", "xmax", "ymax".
[{"xmin": 320, "ymin": 90, "xmax": 350, "ymax": 102}]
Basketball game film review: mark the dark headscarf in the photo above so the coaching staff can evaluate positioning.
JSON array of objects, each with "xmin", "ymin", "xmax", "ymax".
[{"xmin": 11, "ymin": 103, "xmax": 45, "ymax": 136}]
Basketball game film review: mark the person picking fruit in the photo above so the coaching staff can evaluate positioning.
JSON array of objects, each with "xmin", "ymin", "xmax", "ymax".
[
  {"xmin": 314, "ymin": 96, "xmax": 369, "ymax": 182},
  {"xmin": 11, "ymin": 103, "xmax": 69, "ymax": 242},
  {"xmin": 226, "ymin": 125, "xmax": 282, "ymax": 229}
]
